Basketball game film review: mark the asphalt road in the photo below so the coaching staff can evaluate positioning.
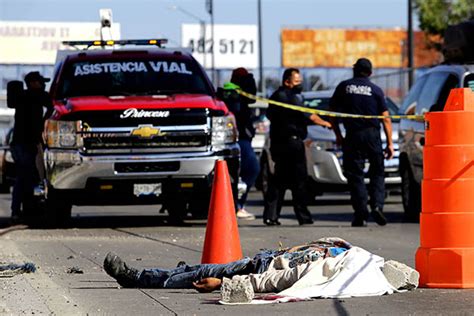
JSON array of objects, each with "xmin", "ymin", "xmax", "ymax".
[{"xmin": 1, "ymin": 191, "xmax": 473, "ymax": 315}]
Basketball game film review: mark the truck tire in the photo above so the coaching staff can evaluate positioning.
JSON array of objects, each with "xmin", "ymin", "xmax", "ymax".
[
  {"xmin": 44, "ymin": 188, "xmax": 72, "ymax": 227},
  {"xmin": 165, "ymin": 200, "xmax": 188, "ymax": 225},
  {"xmin": 188, "ymin": 198, "xmax": 210, "ymax": 219},
  {"xmin": 400, "ymin": 162, "xmax": 421, "ymax": 222}
]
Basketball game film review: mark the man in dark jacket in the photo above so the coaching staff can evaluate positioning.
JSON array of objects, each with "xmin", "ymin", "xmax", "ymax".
[
  {"xmin": 9, "ymin": 71, "xmax": 53, "ymax": 222},
  {"xmin": 263, "ymin": 68, "xmax": 331, "ymax": 226},
  {"xmin": 329, "ymin": 58, "xmax": 394, "ymax": 227}
]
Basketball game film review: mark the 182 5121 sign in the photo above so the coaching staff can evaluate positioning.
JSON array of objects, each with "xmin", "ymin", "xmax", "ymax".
[{"xmin": 181, "ymin": 24, "xmax": 258, "ymax": 69}]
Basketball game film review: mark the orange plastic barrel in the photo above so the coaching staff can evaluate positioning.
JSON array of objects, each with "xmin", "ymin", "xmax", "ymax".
[{"xmin": 416, "ymin": 88, "xmax": 474, "ymax": 288}]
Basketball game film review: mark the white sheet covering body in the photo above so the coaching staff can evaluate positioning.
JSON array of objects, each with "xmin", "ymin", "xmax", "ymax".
[{"xmin": 225, "ymin": 247, "xmax": 396, "ymax": 304}]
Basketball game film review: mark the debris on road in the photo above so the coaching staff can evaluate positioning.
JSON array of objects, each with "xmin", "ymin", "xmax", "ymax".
[
  {"xmin": 66, "ymin": 266, "xmax": 84, "ymax": 274},
  {"xmin": 0, "ymin": 262, "xmax": 36, "ymax": 278}
]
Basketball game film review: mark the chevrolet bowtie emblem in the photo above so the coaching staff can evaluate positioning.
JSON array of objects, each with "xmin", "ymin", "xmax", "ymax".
[{"xmin": 131, "ymin": 125, "xmax": 166, "ymax": 138}]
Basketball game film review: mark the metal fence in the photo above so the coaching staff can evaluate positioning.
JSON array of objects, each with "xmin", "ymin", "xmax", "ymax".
[{"xmin": 212, "ymin": 67, "xmax": 429, "ymax": 106}]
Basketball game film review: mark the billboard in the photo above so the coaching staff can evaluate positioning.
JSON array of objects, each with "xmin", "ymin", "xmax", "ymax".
[
  {"xmin": 281, "ymin": 28, "xmax": 441, "ymax": 68},
  {"xmin": 0, "ymin": 21, "xmax": 121, "ymax": 65},
  {"xmin": 181, "ymin": 24, "xmax": 258, "ymax": 69}
]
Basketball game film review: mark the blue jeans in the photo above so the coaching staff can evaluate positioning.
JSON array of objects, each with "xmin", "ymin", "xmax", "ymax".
[
  {"xmin": 11, "ymin": 144, "xmax": 38, "ymax": 217},
  {"xmin": 136, "ymin": 249, "xmax": 281, "ymax": 288},
  {"xmin": 237, "ymin": 139, "xmax": 260, "ymax": 209},
  {"xmin": 137, "ymin": 258, "xmax": 253, "ymax": 288}
]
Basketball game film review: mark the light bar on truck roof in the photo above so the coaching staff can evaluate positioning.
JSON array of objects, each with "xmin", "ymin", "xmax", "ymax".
[{"xmin": 62, "ymin": 39, "xmax": 168, "ymax": 49}]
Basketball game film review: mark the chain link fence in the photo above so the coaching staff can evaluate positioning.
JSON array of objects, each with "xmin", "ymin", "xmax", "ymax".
[{"xmin": 213, "ymin": 67, "xmax": 427, "ymax": 106}]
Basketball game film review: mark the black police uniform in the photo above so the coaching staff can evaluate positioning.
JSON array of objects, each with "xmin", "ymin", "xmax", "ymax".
[
  {"xmin": 263, "ymin": 86, "xmax": 314, "ymax": 225},
  {"xmin": 10, "ymin": 80, "xmax": 53, "ymax": 218},
  {"xmin": 329, "ymin": 76, "xmax": 387, "ymax": 222}
]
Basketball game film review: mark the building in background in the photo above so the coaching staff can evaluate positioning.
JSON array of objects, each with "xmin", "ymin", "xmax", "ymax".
[
  {"xmin": 281, "ymin": 28, "xmax": 441, "ymax": 69},
  {"xmin": 0, "ymin": 21, "xmax": 121, "ymax": 98},
  {"xmin": 279, "ymin": 28, "xmax": 441, "ymax": 102}
]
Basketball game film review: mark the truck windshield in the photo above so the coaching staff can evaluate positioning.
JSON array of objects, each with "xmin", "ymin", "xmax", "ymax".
[{"xmin": 57, "ymin": 58, "xmax": 213, "ymax": 98}]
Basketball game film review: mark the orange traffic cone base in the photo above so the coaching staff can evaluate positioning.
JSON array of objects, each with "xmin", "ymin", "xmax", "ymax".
[{"xmin": 416, "ymin": 247, "xmax": 474, "ymax": 288}]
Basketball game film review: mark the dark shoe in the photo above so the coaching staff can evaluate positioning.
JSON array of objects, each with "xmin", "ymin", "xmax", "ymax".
[
  {"xmin": 371, "ymin": 207, "xmax": 387, "ymax": 226},
  {"xmin": 298, "ymin": 219, "xmax": 314, "ymax": 225},
  {"xmin": 351, "ymin": 218, "xmax": 368, "ymax": 227},
  {"xmin": 103, "ymin": 252, "xmax": 140, "ymax": 287},
  {"xmin": 9, "ymin": 214, "xmax": 23, "ymax": 226},
  {"xmin": 263, "ymin": 218, "xmax": 281, "ymax": 226}
]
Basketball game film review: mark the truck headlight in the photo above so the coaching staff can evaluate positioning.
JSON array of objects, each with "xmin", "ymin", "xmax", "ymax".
[
  {"xmin": 46, "ymin": 120, "xmax": 83, "ymax": 148},
  {"xmin": 211, "ymin": 114, "xmax": 238, "ymax": 147}
]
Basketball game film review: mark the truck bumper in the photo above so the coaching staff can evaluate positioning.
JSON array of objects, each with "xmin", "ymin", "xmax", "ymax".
[
  {"xmin": 45, "ymin": 146, "xmax": 240, "ymax": 190},
  {"xmin": 306, "ymin": 148, "xmax": 401, "ymax": 186}
]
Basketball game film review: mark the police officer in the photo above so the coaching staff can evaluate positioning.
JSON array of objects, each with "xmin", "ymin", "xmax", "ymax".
[
  {"xmin": 329, "ymin": 58, "xmax": 394, "ymax": 227},
  {"xmin": 263, "ymin": 68, "xmax": 331, "ymax": 226},
  {"xmin": 9, "ymin": 71, "xmax": 53, "ymax": 223}
]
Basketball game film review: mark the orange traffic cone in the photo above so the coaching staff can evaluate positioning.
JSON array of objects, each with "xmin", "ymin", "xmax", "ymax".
[
  {"xmin": 416, "ymin": 88, "xmax": 474, "ymax": 288},
  {"xmin": 201, "ymin": 160, "xmax": 243, "ymax": 264}
]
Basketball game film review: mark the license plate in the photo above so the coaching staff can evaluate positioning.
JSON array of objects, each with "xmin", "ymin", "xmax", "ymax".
[{"xmin": 133, "ymin": 183, "xmax": 162, "ymax": 197}]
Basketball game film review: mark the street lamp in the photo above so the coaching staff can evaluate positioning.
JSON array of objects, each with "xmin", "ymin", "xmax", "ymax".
[
  {"xmin": 206, "ymin": 0, "xmax": 216, "ymax": 85},
  {"xmin": 407, "ymin": 0, "xmax": 414, "ymax": 88},
  {"xmin": 169, "ymin": 5, "xmax": 207, "ymax": 69},
  {"xmin": 257, "ymin": 0, "xmax": 263, "ymax": 93}
]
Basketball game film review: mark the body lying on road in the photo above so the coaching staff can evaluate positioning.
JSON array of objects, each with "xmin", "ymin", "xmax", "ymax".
[{"xmin": 103, "ymin": 237, "xmax": 419, "ymax": 304}]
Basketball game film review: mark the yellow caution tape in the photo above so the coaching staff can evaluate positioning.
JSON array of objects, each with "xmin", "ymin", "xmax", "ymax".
[{"xmin": 236, "ymin": 89, "xmax": 424, "ymax": 121}]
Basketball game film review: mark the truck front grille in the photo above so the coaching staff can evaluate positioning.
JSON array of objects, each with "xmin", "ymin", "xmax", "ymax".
[
  {"xmin": 83, "ymin": 134, "xmax": 208, "ymax": 151},
  {"xmin": 75, "ymin": 109, "xmax": 211, "ymax": 154},
  {"xmin": 115, "ymin": 161, "xmax": 180, "ymax": 173}
]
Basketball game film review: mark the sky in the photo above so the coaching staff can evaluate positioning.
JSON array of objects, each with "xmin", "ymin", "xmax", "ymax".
[{"xmin": 0, "ymin": 0, "xmax": 415, "ymax": 67}]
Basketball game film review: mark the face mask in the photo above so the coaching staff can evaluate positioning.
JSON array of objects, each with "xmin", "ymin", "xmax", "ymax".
[{"xmin": 291, "ymin": 84, "xmax": 303, "ymax": 94}]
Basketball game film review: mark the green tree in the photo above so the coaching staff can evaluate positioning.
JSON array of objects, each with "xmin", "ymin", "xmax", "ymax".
[{"xmin": 414, "ymin": 0, "xmax": 474, "ymax": 35}]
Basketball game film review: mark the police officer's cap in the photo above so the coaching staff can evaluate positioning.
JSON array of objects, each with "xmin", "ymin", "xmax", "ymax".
[
  {"xmin": 24, "ymin": 71, "xmax": 50, "ymax": 83},
  {"xmin": 353, "ymin": 58, "xmax": 372, "ymax": 73}
]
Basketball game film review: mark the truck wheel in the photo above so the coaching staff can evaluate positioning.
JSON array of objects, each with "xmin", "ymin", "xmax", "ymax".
[
  {"xmin": 188, "ymin": 198, "xmax": 210, "ymax": 219},
  {"xmin": 165, "ymin": 201, "xmax": 187, "ymax": 225},
  {"xmin": 44, "ymin": 188, "xmax": 72, "ymax": 227},
  {"xmin": 401, "ymin": 163, "xmax": 421, "ymax": 222}
]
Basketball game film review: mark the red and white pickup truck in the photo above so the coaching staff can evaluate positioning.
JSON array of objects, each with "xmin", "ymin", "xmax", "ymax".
[{"xmin": 43, "ymin": 40, "xmax": 239, "ymax": 225}]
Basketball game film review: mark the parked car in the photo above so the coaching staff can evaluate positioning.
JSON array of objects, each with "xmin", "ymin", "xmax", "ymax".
[
  {"xmin": 258, "ymin": 90, "xmax": 401, "ymax": 201},
  {"xmin": 398, "ymin": 63, "xmax": 474, "ymax": 221},
  {"xmin": 250, "ymin": 100, "xmax": 270, "ymax": 155}
]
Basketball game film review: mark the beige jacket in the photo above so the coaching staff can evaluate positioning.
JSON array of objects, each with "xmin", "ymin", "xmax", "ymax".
[{"xmin": 232, "ymin": 254, "xmax": 339, "ymax": 293}]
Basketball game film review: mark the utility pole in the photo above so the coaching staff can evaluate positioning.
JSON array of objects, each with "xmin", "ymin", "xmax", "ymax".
[
  {"xmin": 407, "ymin": 0, "xmax": 414, "ymax": 88},
  {"xmin": 257, "ymin": 0, "xmax": 264, "ymax": 93},
  {"xmin": 206, "ymin": 0, "xmax": 216, "ymax": 85}
]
